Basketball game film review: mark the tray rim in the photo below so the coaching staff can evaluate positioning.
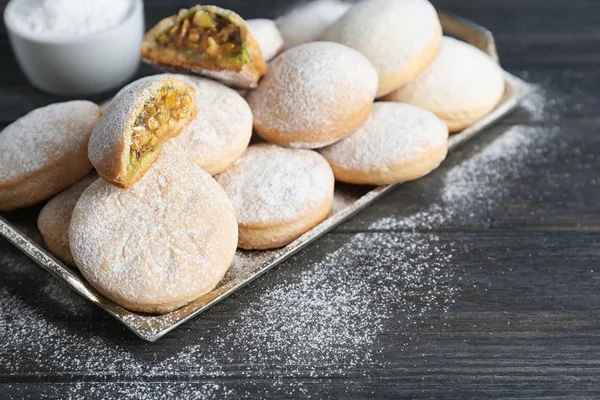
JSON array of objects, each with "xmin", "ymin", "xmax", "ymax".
[{"xmin": 0, "ymin": 13, "xmax": 533, "ymax": 342}]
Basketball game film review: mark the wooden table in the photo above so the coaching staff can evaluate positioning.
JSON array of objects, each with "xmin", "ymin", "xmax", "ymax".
[{"xmin": 1, "ymin": 0, "xmax": 599, "ymax": 398}]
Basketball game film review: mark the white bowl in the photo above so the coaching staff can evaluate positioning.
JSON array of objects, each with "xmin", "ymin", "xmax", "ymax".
[{"xmin": 3, "ymin": 0, "xmax": 145, "ymax": 96}]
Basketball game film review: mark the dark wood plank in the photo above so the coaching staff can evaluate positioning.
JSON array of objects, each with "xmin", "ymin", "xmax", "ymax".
[
  {"xmin": 1, "ymin": 0, "xmax": 599, "ymax": 398},
  {"xmin": 1, "ymin": 230, "xmax": 599, "ymax": 398}
]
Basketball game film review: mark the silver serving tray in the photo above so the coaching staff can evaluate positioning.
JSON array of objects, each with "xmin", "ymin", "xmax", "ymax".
[{"xmin": 0, "ymin": 13, "xmax": 531, "ymax": 342}]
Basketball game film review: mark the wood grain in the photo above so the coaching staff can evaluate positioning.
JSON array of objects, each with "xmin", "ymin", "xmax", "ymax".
[{"xmin": 0, "ymin": 0, "xmax": 599, "ymax": 398}]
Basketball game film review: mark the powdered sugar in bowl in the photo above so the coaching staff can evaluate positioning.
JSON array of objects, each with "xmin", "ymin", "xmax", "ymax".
[{"xmin": 4, "ymin": 0, "xmax": 144, "ymax": 95}]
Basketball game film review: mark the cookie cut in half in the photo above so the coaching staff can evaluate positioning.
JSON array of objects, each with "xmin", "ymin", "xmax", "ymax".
[
  {"xmin": 319, "ymin": 102, "xmax": 448, "ymax": 185},
  {"xmin": 89, "ymin": 76, "xmax": 196, "ymax": 189},
  {"xmin": 141, "ymin": 5, "xmax": 266, "ymax": 89},
  {"xmin": 383, "ymin": 37, "xmax": 506, "ymax": 132}
]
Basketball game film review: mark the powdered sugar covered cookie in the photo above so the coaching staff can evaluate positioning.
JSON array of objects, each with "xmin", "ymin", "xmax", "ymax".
[
  {"xmin": 0, "ymin": 101, "xmax": 100, "ymax": 211},
  {"xmin": 383, "ymin": 37, "xmax": 506, "ymax": 132},
  {"xmin": 162, "ymin": 75, "xmax": 252, "ymax": 175},
  {"xmin": 319, "ymin": 102, "xmax": 448, "ymax": 185},
  {"xmin": 276, "ymin": 0, "xmax": 350, "ymax": 50},
  {"xmin": 323, "ymin": 0, "xmax": 441, "ymax": 97},
  {"xmin": 70, "ymin": 155, "xmax": 238, "ymax": 314},
  {"xmin": 37, "ymin": 173, "xmax": 98, "ymax": 267},
  {"xmin": 216, "ymin": 144, "xmax": 334, "ymax": 250},
  {"xmin": 246, "ymin": 42, "xmax": 378, "ymax": 149},
  {"xmin": 246, "ymin": 19, "xmax": 284, "ymax": 61}
]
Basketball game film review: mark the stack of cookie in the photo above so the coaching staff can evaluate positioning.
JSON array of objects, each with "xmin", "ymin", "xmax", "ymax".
[{"xmin": 0, "ymin": 0, "xmax": 506, "ymax": 314}]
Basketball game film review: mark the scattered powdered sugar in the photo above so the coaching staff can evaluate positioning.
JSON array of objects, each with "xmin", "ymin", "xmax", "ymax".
[
  {"xmin": 519, "ymin": 83, "xmax": 564, "ymax": 122},
  {"xmin": 0, "ymin": 101, "xmax": 100, "ymax": 183},
  {"xmin": 384, "ymin": 36, "xmax": 506, "ymax": 130},
  {"xmin": 215, "ymin": 144, "xmax": 334, "ymax": 225},
  {"xmin": 246, "ymin": 19, "xmax": 284, "ymax": 61},
  {"xmin": 322, "ymin": 0, "xmax": 440, "ymax": 76},
  {"xmin": 374, "ymin": 124, "xmax": 560, "ymax": 231},
  {"xmin": 319, "ymin": 102, "xmax": 448, "ymax": 170},
  {"xmin": 276, "ymin": 0, "xmax": 351, "ymax": 50},
  {"xmin": 225, "ymin": 231, "xmax": 457, "ymax": 367},
  {"xmin": 246, "ymin": 41, "xmax": 378, "ymax": 143},
  {"xmin": 224, "ymin": 250, "xmax": 277, "ymax": 282},
  {"xmin": 9, "ymin": 0, "xmax": 132, "ymax": 37},
  {"xmin": 69, "ymin": 155, "xmax": 237, "ymax": 313}
]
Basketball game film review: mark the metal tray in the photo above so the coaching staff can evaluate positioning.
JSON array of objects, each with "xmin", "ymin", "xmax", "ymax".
[{"xmin": 0, "ymin": 13, "xmax": 531, "ymax": 342}]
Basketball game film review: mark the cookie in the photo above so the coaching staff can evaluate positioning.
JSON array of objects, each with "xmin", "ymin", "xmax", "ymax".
[
  {"xmin": 322, "ymin": 0, "xmax": 442, "ymax": 97},
  {"xmin": 246, "ymin": 19, "xmax": 284, "ymax": 61},
  {"xmin": 161, "ymin": 74, "xmax": 252, "ymax": 175},
  {"xmin": 246, "ymin": 42, "xmax": 378, "ymax": 149},
  {"xmin": 216, "ymin": 144, "xmax": 334, "ymax": 250},
  {"xmin": 277, "ymin": 0, "xmax": 350, "ymax": 50},
  {"xmin": 141, "ymin": 6, "xmax": 266, "ymax": 89},
  {"xmin": 319, "ymin": 102, "xmax": 448, "ymax": 185},
  {"xmin": 0, "ymin": 101, "xmax": 100, "ymax": 211},
  {"xmin": 70, "ymin": 155, "xmax": 238, "ymax": 314},
  {"xmin": 88, "ymin": 76, "xmax": 196, "ymax": 189},
  {"xmin": 383, "ymin": 37, "xmax": 506, "ymax": 132},
  {"xmin": 37, "ymin": 173, "xmax": 98, "ymax": 267}
]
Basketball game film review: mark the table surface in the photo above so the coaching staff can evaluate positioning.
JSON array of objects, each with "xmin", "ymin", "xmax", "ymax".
[{"xmin": 1, "ymin": 0, "xmax": 599, "ymax": 398}]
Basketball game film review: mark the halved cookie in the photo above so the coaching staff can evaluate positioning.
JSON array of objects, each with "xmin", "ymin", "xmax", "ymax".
[
  {"xmin": 141, "ymin": 5, "xmax": 266, "ymax": 89},
  {"xmin": 88, "ymin": 76, "xmax": 196, "ymax": 189}
]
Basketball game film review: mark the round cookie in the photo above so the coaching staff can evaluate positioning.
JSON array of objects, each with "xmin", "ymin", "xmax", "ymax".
[
  {"xmin": 70, "ymin": 155, "xmax": 238, "ymax": 314},
  {"xmin": 276, "ymin": 0, "xmax": 350, "ymax": 50},
  {"xmin": 246, "ymin": 19, "xmax": 284, "ymax": 61},
  {"xmin": 37, "ymin": 173, "xmax": 98, "ymax": 267},
  {"xmin": 215, "ymin": 144, "xmax": 335, "ymax": 250},
  {"xmin": 322, "ymin": 0, "xmax": 442, "ymax": 98},
  {"xmin": 0, "ymin": 101, "xmax": 101, "ymax": 212},
  {"xmin": 246, "ymin": 42, "xmax": 378, "ymax": 149},
  {"xmin": 319, "ymin": 102, "xmax": 448, "ymax": 185},
  {"xmin": 161, "ymin": 74, "xmax": 253, "ymax": 175},
  {"xmin": 383, "ymin": 37, "xmax": 506, "ymax": 132}
]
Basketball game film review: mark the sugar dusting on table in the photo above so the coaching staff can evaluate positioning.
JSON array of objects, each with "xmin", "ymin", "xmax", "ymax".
[
  {"xmin": 0, "ymin": 87, "xmax": 561, "ymax": 398},
  {"xmin": 374, "ymin": 124, "xmax": 560, "ymax": 231}
]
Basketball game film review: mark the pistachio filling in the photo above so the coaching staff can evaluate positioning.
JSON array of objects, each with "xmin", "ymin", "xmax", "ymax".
[
  {"xmin": 156, "ymin": 8, "xmax": 246, "ymax": 68},
  {"xmin": 128, "ymin": 85, "xmax": 192, "ymax": 176}
]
